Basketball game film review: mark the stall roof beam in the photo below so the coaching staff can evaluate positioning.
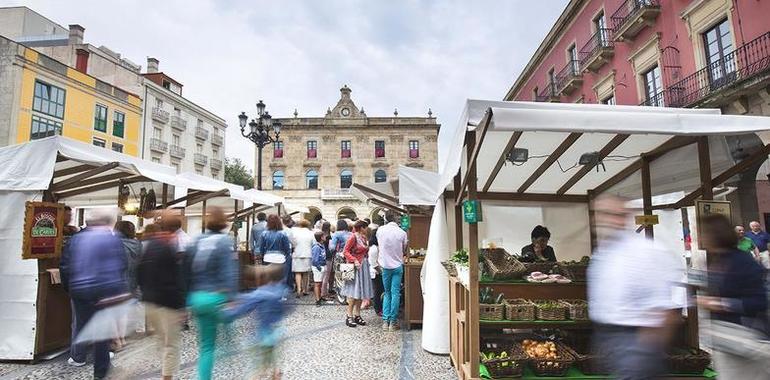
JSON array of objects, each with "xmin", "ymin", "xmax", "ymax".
[
  {"xmin": 50, "ymin": 162, "xmax": 120, "ymax": 192},
  {"xmin": 55, "ymin": 175, "xmax": 142, "ymax": 199},
  {"xmin": 352, "ymin": 183, "xmax": 398, "ymax": 203},
  {"xmin": 162, "ymin": 190, "xmax": 206, "ymax": 209},
  {"xmin": 52, "ymin": 172, "xmax": 135, "ymax": 193},
  {"xmin": 456, "ymin": 108, "xmax": 492, "ymax": 205},
  {"xmin": 53, "ymin": 164, "xmax": 97, "ymax": 178},
  {"xmin": 185, "ymin": 189, "xmax": 230, "ymax": 207},
  {"xmin": 369, "ymin": 198, "xmax": 409, "ymax": 215},
  {"xmin": 446, "ymin": 190, "xmax": 587, "ymax": 203},
  {"xmin": 517, "ymin": 132, "xmax": 582, "ymax": 193},
  {"xmin": 557, "ymin": 134, "xmax": 629, "ymax": 195},
  {"xmin": 482, "ymin": 131, "xmax": 523, "ymax": 193},
  {"xmin": 229, "ymin": 204, "xmax": 271, "ymax": 220}
]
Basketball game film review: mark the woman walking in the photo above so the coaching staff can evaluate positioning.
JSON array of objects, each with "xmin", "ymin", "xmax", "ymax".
[
  {"xmin": 186, "ymin": 207, "xmax": 238, "ymax": 380},
  {"xmin": 290, "ymin": 219, "xmax": 315, "ymax": 298},
  {"xmin": 327, "ymin": 220, "xmax": 351, "ymax": 297},
  {"xmin": 114, "ymin": 221, "xmax": 142, "ymax": 348},
  {"xmin": 341, "ymin": 220, "xmax": 374, "ymax": 327},
  {"xmin": 260, "ymin": 214, "xmax": 292, "ymax": 284}
]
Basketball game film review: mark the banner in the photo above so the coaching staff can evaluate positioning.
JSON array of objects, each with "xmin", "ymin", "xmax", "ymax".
[{"xmin": 22, "ymin": 201, "xmax": 64, "ymax": 259}]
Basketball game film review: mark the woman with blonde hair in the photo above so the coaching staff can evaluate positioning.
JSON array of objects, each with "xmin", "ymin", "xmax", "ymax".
[{"xmin": 289, "ymin": 219, "xmax": 315, "ymax": 298}]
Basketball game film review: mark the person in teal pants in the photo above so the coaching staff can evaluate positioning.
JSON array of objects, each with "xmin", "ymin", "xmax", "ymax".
[
  {"xmin": 185, "ymin": 207, "xmax": 238, "ymax": 380},
  {"xmin": 375, "ymin": 211, "xmax": 408, "ymax": 331}
]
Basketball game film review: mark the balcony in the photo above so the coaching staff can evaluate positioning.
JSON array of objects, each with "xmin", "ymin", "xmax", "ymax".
[
  {"xmin": 640, "ymin": 32, "xmax": 770, "ymax": 108},
  {"xmin": 195, "ymin": 126, "xmax": 209, "ymax": 140},
  {"xmin": 211, "ymin": 133, "xmax": 224, "ymax": 146},
  {"xmin": 194, "ymin": 153, "xmax": 208, "ymax": 166},
  {"xmin": 170, "ymin": 115, "xmax": 187, "ymax": 131},
  {"xmin": 579, "ymin": 28, "xmax": 614, "ymax": 73},
  {"xmin": 321, "ymin": 188, "xmax": 355, "ymax": 200},
  {"xmin": 169, "ymin": 144, "xmax": 186, "ymax": 159},
  {"xmin": 611, "ymin": 0, "xmax": 661, "ymax": 42},
  {"xmin": 149, "ymin": 138, "xmax": 168, "ymax": 153},
  {"xmin": 535, "ymin": 83, "xmax": 559, "ymax": 102},
  {"xmin": 210, "ymin": 158, "xmax": 223, "ymax": 170},
  {"xmin": 152, "ymin": 108, "xmax": 169, "ymax": 124},
  {"xmin": 555, "ymin": 60, "xmax": 583, "ymax": 95}
]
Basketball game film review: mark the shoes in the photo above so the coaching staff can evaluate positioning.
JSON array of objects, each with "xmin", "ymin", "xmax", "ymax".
[
  {"xmin": 354, "ymin": 316, "xmax": 367, "ymax": 326},
  {"xmin": 182, "ymin": 323, "xmax": 190, "ymax": 331},
  {"xmin": 345, "ymin": 316, "xmax": 358, "ymax": 328},
  {"xmin": 315, "ymin": 299, "xmax": 323, "ymax": 307},
  {"xmin": 389, "ymin": 321, "xmax": 400, "ymax": 331},
  {"xmin": 382, "ymin": 321, "xmax": 390, "ymax": 331},
  {"xmin": 67, "ymin": 358, "xmax": 86, "ymax": 367},
  {"xmin": 109, "ymin": 351, "xmax": 115, "ymax": 359}
]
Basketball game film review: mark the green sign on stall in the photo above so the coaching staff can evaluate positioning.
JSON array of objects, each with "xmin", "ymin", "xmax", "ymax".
[
  {"xmin": 400, "ymin": 214, "xmax": 411, "ymax": 230},
  {"xmin": 463, "ymin": 200, "xmax": 482, "ymax": 224}
]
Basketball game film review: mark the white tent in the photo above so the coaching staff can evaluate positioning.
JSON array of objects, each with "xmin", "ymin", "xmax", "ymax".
[{"xmin": 405, "ymin": 100, "xmax": 770, "ymax": 355}]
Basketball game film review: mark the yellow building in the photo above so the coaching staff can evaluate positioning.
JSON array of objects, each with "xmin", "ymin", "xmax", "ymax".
[{"xmin": 0, "ymin": 35, "xmax": 142, "ymax": 155}]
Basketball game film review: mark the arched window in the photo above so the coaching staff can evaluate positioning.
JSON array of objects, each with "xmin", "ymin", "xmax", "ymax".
[
  {"xmin": 340, "ymin": 169, "xmax": 353, "ymax": 189},
  {"xmin": 272, "ymin": 170, "xmax": 284, "ymax": 190},
  {"xmin": 374, "ymin": 169, "xmax": 387, "ymax": 183},
  {"xmin": 306, "ymin": 169, "xmax": 319, "ymax": 189}
]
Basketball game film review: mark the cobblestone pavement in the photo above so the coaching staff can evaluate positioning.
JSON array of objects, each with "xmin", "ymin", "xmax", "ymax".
[{"xmin": 0, "ymin": 297, "xmax": 456, "ymax": 380}]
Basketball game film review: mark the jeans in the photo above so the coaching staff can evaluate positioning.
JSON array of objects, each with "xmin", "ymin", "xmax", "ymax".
[
  {"xmin": 188, "ymin": 291, "xmax": 228, "ymax": 380},
  {"xmin": 69, "ymin": 299, "xmax": 87, "ymax": 362},
  {"xmin": 594, "ymin": 324, "xmax": 666, "ymax": 380},
  {"xmin": 381, "ymin": 265, "xmax": 403, "ymax": 322},
  {"xmin": 71, "ymin": 297, "xmax": 111, "ymax": 379},
  {"xmin": 372, "ymin": 272, "xmax": 384, "ymax": 314}
]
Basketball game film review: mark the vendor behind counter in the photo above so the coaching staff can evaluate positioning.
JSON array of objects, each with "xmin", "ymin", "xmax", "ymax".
[{"xmin": 519, "ymin": 225, "xmax": 556, "ymax": 263}]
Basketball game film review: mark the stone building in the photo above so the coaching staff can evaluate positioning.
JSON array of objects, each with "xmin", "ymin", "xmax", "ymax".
[{"xmin": 264, "ymin": 85, "xmax": 439, "ymax": 223}]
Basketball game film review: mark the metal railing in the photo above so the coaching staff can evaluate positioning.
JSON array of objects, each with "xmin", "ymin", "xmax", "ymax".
[
  {"xmin": 194, "ymin": 153, "xmax": 208, "ymax": 166},
  {"xmin": 195, "ymin": 126, "xmax": 209, "ymax": 140},
  {"xmin": 535, "ymin": 82, "xmax": 558, "ymax": 102},
  {"xmin": 610, "ymin": 0, "xmax": 660, "ymax": 33},
  {"xmin": 169, "ymin": 144, "xmax": 186, "ymax": 158},
  {"xmin": 555, "ymin": 59, "xmax": 582, "ymax": 92},
  {"xmin": 579, "ymin": 28, "xmax": 614, "ymax": 68},
  {"xmin": 210, "ymin": 158, "xmax": 223, "ymax": 170},
  {"xmin": 149, "ymin": 138, "xmax": 168, "ymax": 153},
  {"xmin": 642, "ymin": 32, "xmax": 770, "ymax": 107},
  {"xmin": 322, "ymin": 188, "xmax": 354, "ymax": 199},
  {"xmin": 211, "ymin": 134, "xmax": 224, "ymax": 146},
  {"xmin": 170, "ymin": 115, "xmax": 187, "ymax": 131},
  {"xmin": 152, "ymin": 108, "xmax": 169, "ymax": 123}
]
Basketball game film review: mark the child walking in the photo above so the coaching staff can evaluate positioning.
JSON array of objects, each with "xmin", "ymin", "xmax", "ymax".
[{"xmin": 311, "ymin": 231, "xmax": 327, "ymax": 306}]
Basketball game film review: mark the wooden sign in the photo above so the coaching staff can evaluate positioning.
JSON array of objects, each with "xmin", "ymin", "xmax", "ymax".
[
  {"xmin": 634, "ymin": 215, "xmax": 659, "ymax": 226},
  {"xmin": 22, "ymin": 201, "xmax": 64, "ymax": 260},
  {"xmin": 695, "ymin": 200, "xmax": 732, "ymax": 247}
]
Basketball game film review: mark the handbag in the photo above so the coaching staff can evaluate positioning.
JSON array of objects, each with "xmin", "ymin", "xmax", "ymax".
[
  {"xmin": 710, "ymin": 319, "xmax": 770, "ymax": 360},
  {"xmin": 338, "ymin": 263, "xmax": 356, "ymax": 282}
]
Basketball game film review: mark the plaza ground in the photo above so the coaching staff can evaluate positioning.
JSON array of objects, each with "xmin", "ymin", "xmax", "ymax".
[{"xmin": 0, "ymin": 298, "xmax": 455, "ymax": 380}]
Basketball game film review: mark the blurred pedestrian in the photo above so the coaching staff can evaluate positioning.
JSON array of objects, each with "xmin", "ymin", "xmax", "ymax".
[
  {"xmin": 289, "ymin": 219, "xmax": 314, "ymax": 298},
  {"xmin": 137, "ymin": 211, "xmax": 186, "ymax": 380},
  {"xmin": 114, "ymin": 220, "xmax": 142, "ymax": 348},
  {"xmin": 327, "ymin": 220, "xmax": 352, "ymax": 298},
  {"xmin": 250, "ymin": 212, "xmax": 268, "ymax": 262},
  {"xmin": 376, "ymin": 211, "xmax": 407, "ymax": 331},
  {"xmin": 319, "ymin": 221, "xmax": 333, "ymax": 299},
  {"xmin": 281, "ymin": 215, "xmax": 296, "ymax": 289},
  {"xmin": 60, "ymin": 205, "xmax": 85, "ymax": 367},
  {"xmin": 311, "ymin": 231, "xmax": 327, "ymax": 306},
  {"xmin": 261, "ymin": 214, "xmax": 292, "ymax": 285},
  {"xmin": 735, "ymin": 225, "xmax": 760, "ymax": 259},
  {"xmin": 368, "ymin": 233, "xmax": 384, "ymax": 316},
  {"xmin": 698, "ymin": 214, "xmax": 769, "ymax": 379},
  {"xmin": 186, "ymin": 207, "xmax": 238, "ymax": 380},
  {"xmin": 747, "ymin": 221, "xmax": 770, "ymax": 268},
  {"xmin": 341, "ymin": 220, "xmax": 373, "ymax": 327},
  {"xmin": 61, "ymin": 209, "xmax": 127, "ymax": 379},
  {"xmin": 588, "ymin": 195, "xmax": 684, "ymax": 380},
  {"xmin": 165, "ymin": 214, "xmax": 190, "ymax": 255}
]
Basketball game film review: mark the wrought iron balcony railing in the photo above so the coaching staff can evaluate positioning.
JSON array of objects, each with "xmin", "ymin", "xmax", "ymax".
[
  {"xmin": 321, "ymin": 188, "xmax": 354, "ymax": 199},
  {"xmin": 169, "ymin": 144, "xmax": 186, "ymax": 159},
  {"xmin": 555, "ymin": 59, "xmax": 583, "ymax": 95},
  {"xmin": 195, "ymin": 126, "xmax": 209, "ymax": 140},
  {"xmin": 579, "ymin": 28, "xmax": 614, "ymax": 72},
  {"xmin": 611, "ymin": 0, "xmax": 661, "ymax": 41},
  {"xmin": 149, "ymin": 138, "xmax": 168, "ymax": 153},
  {"xmin": 151, "ymin": 108, "xmax": 169, "ymax": 124},
  {"xmin": 210, "ymin": 158, "xmax": 223, "ymax": 170},
  {"xmin": 211, "ymin": 134, "xmax": 224, "ymax": 146},
  {"xmin": 194, "ymin": 153, "xmax": 208, "ymax": 166},
  {"xmin": 535, "ymin": 82, "xmax": 559, "ymax": 102},
  {"xmin": 170, "ymin": 115, "xmax": 187, "ymax": 131}
]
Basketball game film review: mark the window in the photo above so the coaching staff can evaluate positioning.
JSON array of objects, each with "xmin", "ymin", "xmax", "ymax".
[
  {"xmin": 172, "ymin": 162, "xmax": 180, "ymax": 172},
  {"xmin": 153, "ymin": 127, "xmax": 162, "ymax": 139},
  {"xmin": 30, "ymin": 115, "xmax": 62, "ymax": 140},
  {"xmin": 601, "ymin": 95, "xmax": 616, "ymax": 105},
  {"xmin": 642, "ymin": 65, "xmax": 664, "ymax": 106},
  {"xmin": 703, "ymin": 19, "xmax": 735, "ymax": 86},
  {"xmin": 568, "ymin": 45, "xmax": 578, "ymax": 73},
  {"xmin": 163, "ymin": 80, "xmax": 171, "ymax": 90},
  {"xmin": 273, "ymin": 171, "xmax": 285, "ymax": 190},
  {"xmin": 306, "ymin": 169, "xmax": 319, "ymax": 189},
  {"xmin": 155, "ymin": 98, "xmax": 163, "ymax": 108},
  {"xmin": 92, "ymin": 137, "xmax": 106, "ymax": 148},
  {"xmin": 409, "ymin": 140, "xmax": 420, "ymax": 158},
  {"xmin": 274, "ymin": 141, "xmax": 284, "ymax": 158},
  {"xmin": 532, "ymin": 86, "xmax": 539, "ymax": 101},
  {"xmin": 151, "ymin": 157, "xmax": 161, "ymax": 163},
  {"xmin": 374, "ymin": 140, "xmax": 385, "ymax": 158},
  {"xmin": 594, "ymin": 11, "xmax": 609, "ymax": 46},
  {"xmin": 307, "ymin": 140, "xmax": 318, "ymax": 158},
  {"xmin": 112, "ymin": 111, "xmax": 125, "ymax": 138},
  {"xmin": 196, "ymin": 143, "xmax": 203, "ymax": 153},
  {"xmin": 340, "ymin": 169, "xmax": 353, "ymax": 189},
  {"xmin": 548, "ymin": 68, "xmax": 556, "ymax": 88},
  {"xmin": 374, "ymin": 169, "xmax": 387, "ymax": 183},
  {"xmin": 94, "ymin": 104, "xmax": 108, "ymax": 132},
  {"xmin": 111, "ymin": 142, "xmax": 123, "ymax": 153},
  {"xmin": 33, "ymin": 80, "xmax": 65, "ymax": 119},
  {"xmin": 197, "ymin": 119, "xmax": 204, "ymax": 128},
  {"xmin": 196, "ymin": 168, "xmax": 203, "ymax": 175},
  {"xmin": 212, "ymin": 148, "xmax": 219, "ymax": 157},
  {"xmin": 341, "ymin": 140, "xmax": 351, "ymax": 158},
  {"xmin": 172, "ymin": 134, "xmax": 180, "ymax": 146}
]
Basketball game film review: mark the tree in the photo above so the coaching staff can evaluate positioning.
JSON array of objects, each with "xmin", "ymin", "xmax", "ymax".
[{"xmin": 224, "ymin": 157, "xmax": 254, "ymax": 189}]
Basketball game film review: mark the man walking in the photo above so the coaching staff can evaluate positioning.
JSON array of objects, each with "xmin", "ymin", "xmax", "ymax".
[
  {"xmin": 747, "ymin": 221, "xmax": 770, "ymax": 268},
  {"xmin": 376, "ymin": 210, "xmax": 408, "ymax": 331},
  {"xmin": 250, "ymin": 212, "xmax": 268, "ymax": 262}
]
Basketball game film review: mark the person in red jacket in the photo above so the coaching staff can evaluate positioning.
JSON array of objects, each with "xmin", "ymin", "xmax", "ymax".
[{"xmin": 340, "ymin": 220, "xmax": 374, "ymax": 327}]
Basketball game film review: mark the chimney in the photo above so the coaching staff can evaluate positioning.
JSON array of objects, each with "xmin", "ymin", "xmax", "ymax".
[
  {"xmin": 68, "ymin": 24, "xmax": 85, "ymax": 45},
  {"xmin": 146, "ymin": 57, "xmax": 159, "ymax": 73},
  {"xmin": 75, "ymin": 48, "xmax": 89, "ymax": 73}
]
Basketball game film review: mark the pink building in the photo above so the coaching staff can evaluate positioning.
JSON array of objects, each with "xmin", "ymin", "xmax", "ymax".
[{"xmin": 507, "ymin": 0, "xmax": 770, "ymax": 225}]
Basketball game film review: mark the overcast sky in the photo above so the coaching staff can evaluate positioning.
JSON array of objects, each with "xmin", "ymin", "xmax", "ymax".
[{"xmin": 6, "ymin": 0, "xmax": 567, "ymax": 171}]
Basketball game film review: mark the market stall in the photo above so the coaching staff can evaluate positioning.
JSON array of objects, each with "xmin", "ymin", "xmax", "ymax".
[{"xmin": 404, "ymin": 100, "xmax": 770, "ymax": 379}]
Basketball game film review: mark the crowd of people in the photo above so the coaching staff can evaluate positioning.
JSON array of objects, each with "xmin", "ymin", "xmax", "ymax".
[{"xmin": 59, "ymin": 205, "xmax": 409, "ymax": 379}]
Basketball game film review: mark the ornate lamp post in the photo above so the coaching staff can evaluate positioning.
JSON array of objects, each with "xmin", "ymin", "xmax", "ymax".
[{"xmin": 239, "ymin": 100, "xmax": 282, "ymax": 190}]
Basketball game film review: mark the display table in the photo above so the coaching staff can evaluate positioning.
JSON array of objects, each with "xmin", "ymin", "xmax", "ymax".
[
  {"xmin": 404, "ymin": 260, "xmax": 424, "ymax": 329},
  {"xmin": 480, "ymin": 366, "xmax": 717, "ymax": 379}
]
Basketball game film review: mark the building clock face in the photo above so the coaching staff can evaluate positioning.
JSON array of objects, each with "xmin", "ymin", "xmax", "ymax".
[{"xmin": 341, "ymin": 107, "xmax": 350, "ymax": 117}]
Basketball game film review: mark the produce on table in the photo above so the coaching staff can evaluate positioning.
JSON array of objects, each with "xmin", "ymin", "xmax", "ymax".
[
  {"xmin": 479, "ymin": 287, "xmax": 505, "ymax": 304},
  {"xmin": 525, "ymin": 272, "xmax": 571, "ymax": 283},
  {"xmin": 561, "ymin": 256, "xmax": 590, "ymax": 265},
  {"xmin": 522, "ymin": 339, "xmax": 560, "ymax": 360},
  {"xmin": 451, "ymin": 248, "xmax": 469, "ymax": 264}
]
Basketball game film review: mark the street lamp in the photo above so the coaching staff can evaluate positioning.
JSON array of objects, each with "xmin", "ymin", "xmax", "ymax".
[{"xmin": 239, "ymin": 100, "xmax": 282, "ymax": 190}]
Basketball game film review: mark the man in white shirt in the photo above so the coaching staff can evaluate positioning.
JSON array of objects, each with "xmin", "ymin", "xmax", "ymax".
[
  {"xmin": 588, "ymin": 195, "xmax": 684, "ymax": 379},
  {"xmin": 376, "ymin": 211, "xmax": 408, "ymax": 331}
]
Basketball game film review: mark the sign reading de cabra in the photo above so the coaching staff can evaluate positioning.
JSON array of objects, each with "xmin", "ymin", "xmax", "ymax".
[{"xmin": 22, "ymin": 201, "xmax": 64, "ymax": 259}]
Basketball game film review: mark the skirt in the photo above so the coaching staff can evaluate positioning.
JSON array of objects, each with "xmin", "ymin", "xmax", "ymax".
[
  {"xmin": 292, "ymin": 257, "xmax": 311, "ymax": 273},
  {"xmin": 340, "ymin": 259, "xmax": 374, "ymax": 299}
]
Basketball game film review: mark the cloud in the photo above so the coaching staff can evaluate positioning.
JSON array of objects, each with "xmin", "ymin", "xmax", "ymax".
[{"xmin": 7, "ymin": 0, "xmax": 567, "ymax": 170}]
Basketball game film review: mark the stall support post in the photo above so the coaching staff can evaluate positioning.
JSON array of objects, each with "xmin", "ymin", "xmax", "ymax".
[
  {"xmin": 698, "ymin": 137, "xmax": 713, "ymax": 200},
  {"xmin": 161, "ymin": 184, "xmax": 168, "ymax": 208},
  {"xmin": 587, "ymin": 190, "xmax": 597, "ymax": 250},
  {"xmin": 641, "ymin": 158, "xmax": 654, "ymax": 239},
  {"xmin": 201, "ymin": 200, "xmax": 207, "ymax": 233},
  {"xmin": 453, "ymin": 173, "xmax": 464, "ymax": 250},
  {"xmin": 466, "ymin": 132, "xmax": 481, "ymax": 379}
]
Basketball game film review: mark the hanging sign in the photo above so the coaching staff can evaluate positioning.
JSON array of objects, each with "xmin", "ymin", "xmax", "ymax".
[
  {"xmin": 22, "ymin": 201, "xmax": 65, "ymax": 260},
  {"xmin": 400, "ymin": 214, "xmax": 411, "ymax": 230},
  {"xmin": 634, "ymin": 215, "xmax": 659, "ymax": 226},
  {"xmin": 463, "ymin": 200, "xmax": 482, "ymax": 224},
  {"xmin": 695, "ymin": 200, "xmax": 732, "ymax": 247}
]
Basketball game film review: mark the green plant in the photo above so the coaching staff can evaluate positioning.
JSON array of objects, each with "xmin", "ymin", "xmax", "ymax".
[
  {"xmin": 479, "ymin": 287, "xmax": 505, "ymax": 304},
  {"xmin": 450, "ymin": 248, "xmax": 469, "ymax": 264}
]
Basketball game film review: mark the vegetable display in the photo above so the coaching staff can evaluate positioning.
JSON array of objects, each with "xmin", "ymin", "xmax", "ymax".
[
  {"xmin": 525, "ymin": 272, "xmax": 572, "ymax": 283},
  {"xmin": 479, "ymin": 287, "xmax": 505, "ymax": 304},
  {"xmin": 522, "ymin": 339, "xmax": 560, "ymax": 360},
  {"xmin": 451, "ymin": 248, "xmax": 469, "ymax": 264}
]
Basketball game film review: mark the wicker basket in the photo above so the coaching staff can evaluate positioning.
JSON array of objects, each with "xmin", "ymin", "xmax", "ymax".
[
  {"xmin": 556, "ymin": 263, "xmax": 588, "ymax": 282},
  {"xmin": 504, "ymin": 299, "xmax": 536, "ymax": 321},
  {"xmin": 668, "ymin": 348, "xmax": 711, "ymax": 374},
  {"xmin": 559, "ymin": 299, "xmax": 589, "ymax": 320},
  {"xmin": 480, "ymin": 302, "xmax": 506, "ymax": 321},
  {"xmin": 523, "ymin": 261, "xmax": 556, "ymax": 274},
  {"xmin": 517, "ymin": 339, "xmax": 575, "ymax": 377},
  {"xmin": 534, "ymin": 300, "xmax": 568, "ymax": 321},
  {"xmin": 441, "ymin": 261, "xmax": 458, "ymax": 277},
  {"xmin": 481, "ymin": 337, "xmax": 526, "ymax": 379},
  {"xmin": 481, "ymin": 248, "xmax": 527, "ymax": 280},
  {"xmin": 564, "ymin": 346, "xmax": 609, "ymax": 375}
]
